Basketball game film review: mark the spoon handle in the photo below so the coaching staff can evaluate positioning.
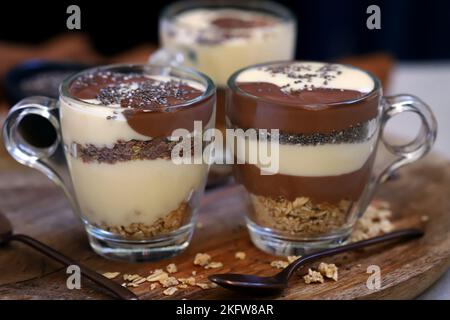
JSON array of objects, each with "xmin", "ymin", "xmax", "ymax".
[
  {"xmin": 279, "ymin": 228, "xmax": 424, "ymax": 281},
  {"xmin": 10, "ymin": 234, "xmax": 138, "ymax": 300}
]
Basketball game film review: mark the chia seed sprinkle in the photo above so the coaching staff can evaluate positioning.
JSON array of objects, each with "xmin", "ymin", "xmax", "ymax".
[
  {"xmin": 262, "ymin": 63, "xmax": 345, "ymax": 91},
  {"xmin": 235, "ymin": 121, "xmax": 373, "ymax": 146},
  {"xmin": 71, "ymin": 71, "xmax": 203, "ymax": 110}
]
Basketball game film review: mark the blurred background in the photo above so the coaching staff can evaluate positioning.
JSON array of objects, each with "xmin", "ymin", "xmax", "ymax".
[{"xmin": 1, "ymin": 0, "xmax": 449, "ymax": 59}]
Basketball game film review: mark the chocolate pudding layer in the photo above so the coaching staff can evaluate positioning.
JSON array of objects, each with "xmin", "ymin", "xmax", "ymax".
[
  {"xmin": 229, "ymin": 62, "xmax": 380, "ymax": 235},
  {"xmin": 234, "ymin": 155, "xmax": 375, "ymax": 203},
  {"xmin": 229, "ymin": 62, "xmax": 380, "ymax": 134},
  {"xmin": 61, "ymin": 68, "xmax": 213, "ymax": 239}
]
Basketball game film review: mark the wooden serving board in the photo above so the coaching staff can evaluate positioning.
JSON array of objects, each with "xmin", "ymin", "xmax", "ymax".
[{"xmin": 0, "ymin": 142, "xmax": 450, "ymax": 300}]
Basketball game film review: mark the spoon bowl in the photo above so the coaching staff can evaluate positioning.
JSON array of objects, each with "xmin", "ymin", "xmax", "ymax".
[{"xmin": 209, "ymin": 273, "xmax": 286, "ymax": 293}]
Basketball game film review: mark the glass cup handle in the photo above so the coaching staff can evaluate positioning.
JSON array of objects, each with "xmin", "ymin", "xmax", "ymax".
[
  {"xmin": 149, "ymin": 47, "xmax": 185, "ymax": 66},
  {"xmin": 2, "ymin": 96, "xmax": 78, "ymax": 212},
  {"xmin": 377, "ymin": 94, "xmax": 438, "ymax": 185}
]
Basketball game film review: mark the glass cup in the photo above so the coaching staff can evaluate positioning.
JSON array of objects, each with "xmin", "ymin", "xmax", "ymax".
[
  {"xmin": 150, "ymin": 0, "xmax": 297, "ymax": 182},
  {"xmin": 3, "ymin": 64, "xmax": 216, "ymax": 261},
  {"xmin": 227, "ymin": 61, "xmax": 437, "ymax": 256}
]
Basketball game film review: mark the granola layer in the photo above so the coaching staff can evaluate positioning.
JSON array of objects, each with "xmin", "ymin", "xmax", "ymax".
[{"xmin": 249, "ymin": 194, "xmax": 350, "ymax": 235}]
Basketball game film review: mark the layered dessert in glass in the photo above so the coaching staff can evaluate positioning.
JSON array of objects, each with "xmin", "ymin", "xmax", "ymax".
[
  {"xmin": 227, "ymin": 61, "xmax": 381, "ymax": 254},
  {"xmin": 158, "ymin": 1, "xmax": 296, "ymax": 180},
  {"xmin": 59, "ymin": 65, "xmax": 215, "ymax": 260}
]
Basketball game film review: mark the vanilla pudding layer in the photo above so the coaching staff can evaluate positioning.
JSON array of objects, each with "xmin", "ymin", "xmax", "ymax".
[
  {"xmin": 60, "ymin": 98, "xmax": 147, "ymax": 146},
  {"xmin": 68, "ymin": 157, "xmax": 207, "ymax": 227},
  {"xmin": 161, "ymin": 9, "xmax": 295, "ymax": 86},
  {"xmin": 234, "ymin": 129, "xmax": 377, "ymax": 177}
]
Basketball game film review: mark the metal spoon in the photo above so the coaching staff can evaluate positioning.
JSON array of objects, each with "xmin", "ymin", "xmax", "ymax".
[
  {"xmin": 0, "ymin": 210, "xmax": 138, "ymax": 300},
  {"xmin": 209, "ymin": 228, "xmax": 423, "ymax": 294}
]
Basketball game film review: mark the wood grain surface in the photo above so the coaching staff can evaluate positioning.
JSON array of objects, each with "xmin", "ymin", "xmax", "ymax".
[{"xmin": 0, "ymin": 138, "xmax": 449, "ymax": 300}]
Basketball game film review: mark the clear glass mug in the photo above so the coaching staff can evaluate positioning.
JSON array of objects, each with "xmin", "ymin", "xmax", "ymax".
[
  {"xmin": 3, "ymin": 64, "xmax": 216, "ymax": 261},
  {"xmin": 227, "ymin": 61, "xmax": 437, "ymax": 256},
  {"xmin": 150, "ymin": 0, "xmax": 297, "ymax": 182}
]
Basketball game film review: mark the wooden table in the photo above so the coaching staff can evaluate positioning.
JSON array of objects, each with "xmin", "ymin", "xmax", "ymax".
[{"xmin": 0, "ymin": 48, "xmax": 448, "ymax": 299}]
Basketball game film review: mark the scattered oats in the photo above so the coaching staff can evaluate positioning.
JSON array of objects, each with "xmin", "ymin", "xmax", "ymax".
[
  {"xmin": 163, "ymin": 287, "xmax": 178, "ymax": 296},
  {"xmin": 102, "ymin": 272, "xmax": 120, "ymax": 279},
  {"xmin": 287, "ymin": 255, "xmax": 301, "ymax": 263},
  {"xmin": 194, "ymin": 253, "xmax": 211, "ymax": 266},
  {"xmin": 318, "ymin": 262, "xmax": 338, "ymax": 281},
  {"xmin": 380, "ymin": 219, "xmax": 393, "ymax": 233},
  {"xmin": 205, "ymin": 261, "xmax": 223, "ymax": 269},
  {"xmin": 123, "ymin": 274, "xmax": 140, "ymax": 282},
  {"xmin": 303, "ymin": 269, "xmax": 324, "ymax": 284},
  {"xmin": 127, "ymin": 282, "xmax": 140, "ymax": 288},
  {"xmin": 349, "ymin": 230, "xmax": 366, "ymax": 242},
  {"xmin": 196, "ymin": 282, "xmax": 217, "ymax": 289},
  {"xmin": 121, "ymin": 282, "xmax": 127, "ymax": 287},
  {"xmin": 421, "ymin": 215, "xmax": 429, "ymax": 222},
  {"xmin": 178, "ymin": 284, "xmax": 188, "ymax": 289},
  {"xmin": 270, "ymin": 260, "xmax": 289, "ymax": 269},
  {"xmin": 235, "ymin": 251, "xmax": 246, "ymax": 260},
  {"xmin": 133, "ymin": 277, "xmax": 147, "ymax": 285},
  {"xmin": 166, "ymin": 263, "xmax": 178, "ymax": 274},
  {"xmin": 147, "ymin": 269, "xmax": 169, "ymax": 282},
  {"xmin": 191, "ymin": 271, "xmax": 197, "ymax": 276},
  {"xmin": 196, "ymin": 282, "xmax": 210, "ymax": 290},
  {"xmin": 350, "ymin": 202, "xmax": 394, "ymax": 242},
  {"xmin": 178, "ymin": 277, "xmax": 196, "ymax": 286},
  {"xmin": 160, "ymin": 276, "xmax": 179, "ymax": 288},
  {"xmin": 293, "ymin": 197, "xmax": 309, "ymax": 207},
  {"xmin": 150, "ymin": 283, "xmax": 157, "ymax": 290}
]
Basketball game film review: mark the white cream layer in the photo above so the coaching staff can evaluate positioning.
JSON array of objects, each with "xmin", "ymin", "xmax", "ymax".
[
  {"xmin": 236, "ymin": 62, "xmax": 375, "ymax": 93},
  {"xmin": 68, "ymin": 157, "xmax": 207, "ymax": 226},
  {"xmin": 234, "ymin": 133, "xmax": 378, "ymax": 177},
  {"xmin": 60, "ymin": 98, "xmax": 147, "ymax": 145}
]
